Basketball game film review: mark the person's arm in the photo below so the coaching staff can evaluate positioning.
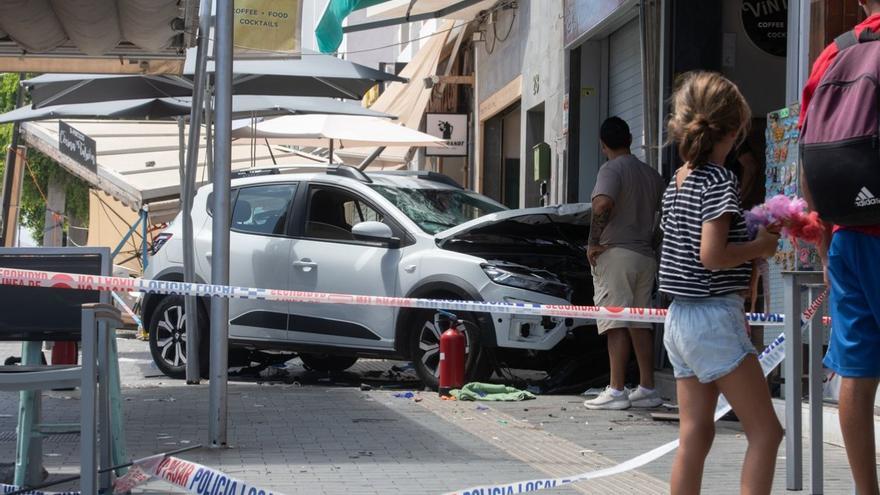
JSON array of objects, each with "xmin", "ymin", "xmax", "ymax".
[
  {"xmin": 700, "ymin": 214, "xmax": 779, "ymax": 270},
  {"xmin": 800, "ymin": 166, "xmax": 834, "ymax": 283},
  {"xmin": 588, "ymin": 194, "xmax": 614, "ymax": 266},
  {"xmin": 587, "ymin": 165, "xmax": 621, "ymax": 266}
]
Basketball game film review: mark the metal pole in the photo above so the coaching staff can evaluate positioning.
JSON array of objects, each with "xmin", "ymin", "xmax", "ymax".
[
  {"xmin": 209, "ymin": 0, "xmax": 233, "ymax": 448},
  {"xmin": 785, "ymin": 0, "xmax": 802, "ymax": 104},
  {"xmin": 357, "ymin": 146, "xmax": 387, "ymax": 170},
  {"xmin": 328, "ymin": 139, "xmax": 334, "ymax": 164},
  {"xmin": 206, "ymin": 85, "xmax": 214, "ymax": 180},
  {"xmin": 183, "ymin": 0, "xmax": 213, "ymax": 385},
  {"xmin": 79, "ymin": 309, "xmax": 98, "ymax": 495},
  {"xmin": 808, "ymin": 284, "xmax": 825, "ymax": 494},
  {"xmin": 783, "ymin": 272, "xmax": 804, "ymax": 490}
]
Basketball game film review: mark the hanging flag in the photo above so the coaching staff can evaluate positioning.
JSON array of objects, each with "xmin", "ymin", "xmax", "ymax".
[
  {"xmin": 234, "ymin": 0, "xmax": 303, "ymax": 55},
  {"xmin": 315, "ymin": 0, "xmax": 389, "ymax": 53}
]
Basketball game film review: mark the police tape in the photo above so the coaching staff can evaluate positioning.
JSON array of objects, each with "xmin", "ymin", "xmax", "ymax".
[
  {"xmin": 0, "ymin": 485, "xmax": 78, "ymax": 495},
  {"xmin": 0, "ymin": 267, "xmax": 825, "ymax": 326},
  {"xmin": 113, "ymin": 454, "xmax": 280, "ymax": 495},
  {"xmin": 442, "ymin": 290, "xmax": 828, "ymax": 495}
]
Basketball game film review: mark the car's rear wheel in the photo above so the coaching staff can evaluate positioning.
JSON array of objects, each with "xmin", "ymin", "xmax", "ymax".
[
  {"xmin": 148, "ymin": 295, "xmax": 209, "ymax": 379},
  {"xmin": 298, "ymin": 353, "xmax": 358, "ymax": 372},
  {"xmin": 409, "ymin": 309, "xmax": 491, "ymax": 390}
]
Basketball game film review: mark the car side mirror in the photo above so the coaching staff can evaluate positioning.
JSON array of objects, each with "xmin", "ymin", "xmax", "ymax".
[{"xmin": 351, "ymin": 221, "xmax": 400, "ymax": 248}]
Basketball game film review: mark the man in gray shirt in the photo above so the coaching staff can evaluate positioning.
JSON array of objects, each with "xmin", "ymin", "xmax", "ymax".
[{"xmin": 584, "ymin": 117, "xmax": 666, "ymax": 410}]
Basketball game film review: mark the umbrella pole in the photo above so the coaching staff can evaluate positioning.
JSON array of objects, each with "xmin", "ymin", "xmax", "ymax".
[
  {"xmin": 328, "ymin": 138, "xmax": 334, "ymax": 164},
  {"xmin": 182, "ymin": 0, "xmax": 213, "ymax": 385},
  {"xmin": 210, "ymin": 0, "xmax": 233, "ymax": 448},
  {"xmin": 206, "ymin": 85, "xmax": 214, "ymax": 179}
]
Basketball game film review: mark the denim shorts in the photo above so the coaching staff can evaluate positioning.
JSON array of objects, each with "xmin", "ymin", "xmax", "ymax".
[{"xmin": 663, "ymin": 293, "xmax": 756, "ymax": 383}]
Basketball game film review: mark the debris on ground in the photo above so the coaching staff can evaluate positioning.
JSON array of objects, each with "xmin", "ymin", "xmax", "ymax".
[{"xmin": 450, "ymin": 383, "xmax": 536, "ymax": 402}]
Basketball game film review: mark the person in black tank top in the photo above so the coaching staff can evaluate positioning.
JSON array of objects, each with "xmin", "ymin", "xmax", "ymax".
[{"xmin": 661, "ymin": 72, "xmax": 781, "ymax": 494}]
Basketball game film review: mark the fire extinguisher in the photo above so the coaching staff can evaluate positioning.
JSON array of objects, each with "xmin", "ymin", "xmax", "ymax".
[{"xmin": 437, "ymin": 310, "xmax": 465, "ymax": 396}]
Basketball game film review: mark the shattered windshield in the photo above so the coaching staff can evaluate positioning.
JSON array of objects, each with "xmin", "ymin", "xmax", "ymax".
[{"xmin": 370, "ymin": 185, "xmax": 507, "ymax": 234}]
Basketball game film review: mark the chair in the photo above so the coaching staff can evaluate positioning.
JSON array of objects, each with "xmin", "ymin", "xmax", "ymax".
[{"xmin": 0, "ymin": 247, "xmax": 126, "ymax": 494}]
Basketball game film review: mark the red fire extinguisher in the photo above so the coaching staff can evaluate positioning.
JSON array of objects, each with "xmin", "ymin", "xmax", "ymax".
[{"xmin": 437, "ymin": 310, "xmax": 465, "ymax": 396}]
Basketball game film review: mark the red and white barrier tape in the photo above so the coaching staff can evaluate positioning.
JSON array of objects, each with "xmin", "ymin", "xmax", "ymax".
[{"xmin": 0, "ymin": 267, "xmax": 824, "ymax": 326}]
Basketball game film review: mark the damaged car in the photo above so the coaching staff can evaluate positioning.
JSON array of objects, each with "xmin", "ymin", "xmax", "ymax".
[{"xmin": 143, "ymin": 165, "xmax": 600, "ymax": 388}]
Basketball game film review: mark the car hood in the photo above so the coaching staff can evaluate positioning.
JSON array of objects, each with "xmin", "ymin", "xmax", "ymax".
[{"xmin": 435, "ymin": 203, "xmax": 591, "ymax": 249}]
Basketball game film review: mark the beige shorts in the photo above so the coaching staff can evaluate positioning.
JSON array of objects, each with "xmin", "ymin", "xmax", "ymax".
[{"xmin": 591, "ymin": 247, "xmax": 657, "ymax": 334}]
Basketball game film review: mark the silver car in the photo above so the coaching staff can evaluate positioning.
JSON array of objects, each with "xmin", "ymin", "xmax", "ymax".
[{"xmin": 143, "ymin": 165, "xmax": 596, "ymax": 388}]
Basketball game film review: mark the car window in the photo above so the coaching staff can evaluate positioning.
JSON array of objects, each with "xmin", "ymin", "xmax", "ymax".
[
  {"xmin": 369, "ymin": 185, "xmax": 506, "ymax": 234},
  {"xmin": 231, "ymin": 183, "xmax": 297, "ymax": 236},
  {"xmin": 306, "ymin": 187, "xmax": 385, "ymax": 241}
]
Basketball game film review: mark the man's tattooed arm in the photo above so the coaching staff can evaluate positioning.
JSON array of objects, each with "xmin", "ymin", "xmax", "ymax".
[{"xmin": 589, "ymin": 195, "xmax": 614, "ymax": 246}]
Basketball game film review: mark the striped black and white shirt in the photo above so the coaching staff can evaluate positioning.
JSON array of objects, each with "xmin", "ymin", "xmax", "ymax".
[{"xmin": 659, "ymin": 165, "xmax": 751, "ymax": 297}]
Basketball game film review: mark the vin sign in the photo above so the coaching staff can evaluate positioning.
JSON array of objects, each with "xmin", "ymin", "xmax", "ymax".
[
  {"xmin": 59, "ymin": 121, "xmax": 97, "ymax": 173},
  {"xmin": 742, "ymin": 0, "xmax": 787, "ymax": 57}
]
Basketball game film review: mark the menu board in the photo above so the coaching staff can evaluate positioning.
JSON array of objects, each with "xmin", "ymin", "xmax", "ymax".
[{"xmin": 765, "ymin": 104, "xmax": 821, "ymax": 272}]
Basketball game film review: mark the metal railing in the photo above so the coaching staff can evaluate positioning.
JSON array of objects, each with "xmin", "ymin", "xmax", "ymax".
[{"xmin": 782, "ymin": 271, "xmax": 826, "ymax": 493}]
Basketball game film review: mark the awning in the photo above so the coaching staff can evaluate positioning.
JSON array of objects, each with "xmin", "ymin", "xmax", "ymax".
[
  {"xmin": 363, "ymin": 0, "xmax": 496, "ymax": 21},
  {"xmin": 316, "ymin": 0, "xmax": 493, "ymax": 53},
  {"xmin": 230, "ymin": 114, "xmax": 445, "ymax": 148},
  {"xmin": 19, "ymin": 119, "xmax": 329, "ymax": 216},
  {"xmin": 0, "ymin": 0, "xmax": 196, "ymax": 73},
  {"xmin": 336, "ymin": 19, "xmax": 454, "ymax": 167},
  {"xmin": 0, "ymin": 95, "xmax": 391, "ymax": 124}
]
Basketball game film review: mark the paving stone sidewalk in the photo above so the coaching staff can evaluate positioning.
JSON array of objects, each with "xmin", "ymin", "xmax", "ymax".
[{"xmin": 0, "ymin": 339, "xmax": 865, "ymax": 494}]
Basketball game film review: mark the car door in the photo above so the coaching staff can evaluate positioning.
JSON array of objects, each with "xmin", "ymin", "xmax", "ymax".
[
  {"xmin": 196, "ymin": 182, "xmax": 298, "ymax": 342},
  {"xmin": 288, "ymin": 184, "xmax": 401, "ymax": 351}
]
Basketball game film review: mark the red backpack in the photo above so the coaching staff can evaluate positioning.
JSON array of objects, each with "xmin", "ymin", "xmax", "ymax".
[{"xmin": 800, "ymin": 29, "xmax": 880, "ymax": 225}]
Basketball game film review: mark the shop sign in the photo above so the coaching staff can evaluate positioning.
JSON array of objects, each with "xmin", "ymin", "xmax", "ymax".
[
  {"xmin": 426, "ymin": 113, "xmax": 468, "ymax": 157},
  {"xmin": 58, "ymin": 121, "xmax": 96, "ymax": 173},
  {"xmin": 741, "ymin": 0, "xmax": 787, "ymax": 57},
  {"xmin": 234, "ymin": 0, "xmax": 303, "ymax": 56},
  {"xmin": 563, "ymin": 0, "xmax": 626, "ymax": 47}
]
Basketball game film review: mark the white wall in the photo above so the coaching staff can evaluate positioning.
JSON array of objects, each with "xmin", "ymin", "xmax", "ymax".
[{"xmin": 475, "ymin": 1, "xmax": 568, "ymax": 205}]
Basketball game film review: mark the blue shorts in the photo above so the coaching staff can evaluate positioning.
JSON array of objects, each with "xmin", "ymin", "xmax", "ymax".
[
  {"xmin": 823, "ymin": 230, "xmax": 880, "ymax": 378},
  {"xmin": 663, "ymin": 293, "xmax": 756, "ymax": 383}
]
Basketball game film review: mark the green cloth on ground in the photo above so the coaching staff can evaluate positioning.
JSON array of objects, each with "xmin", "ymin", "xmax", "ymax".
[
  {"xmin": 315, "ymin": 0, "xmax": 389, "ymax": 53},
  {"xmin": 450, "ymin": 382, "xmax": 536, "ymax": 401}
]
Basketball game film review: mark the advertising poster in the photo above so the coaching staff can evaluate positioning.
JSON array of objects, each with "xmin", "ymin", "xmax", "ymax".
[{"xmin": 234, "ymin": 0, "xmax": 303, "ymax": 56}]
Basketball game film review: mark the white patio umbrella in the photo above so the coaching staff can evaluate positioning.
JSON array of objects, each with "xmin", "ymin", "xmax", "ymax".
[{"xmin": 230, "ymin": 114, "xmax": 445, "ymax": 157}]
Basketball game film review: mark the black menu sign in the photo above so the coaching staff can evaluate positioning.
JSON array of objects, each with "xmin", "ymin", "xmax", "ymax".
[{"xmin": 59, "ymin": 121, "xmax": 97, "ymax": 173}]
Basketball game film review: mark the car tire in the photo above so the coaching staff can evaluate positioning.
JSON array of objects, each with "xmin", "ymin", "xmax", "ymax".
[
  {"xmin": 148, "ymin": 295, "xmax": 209, "ymax": 379},
  {"xmin": 298, "ymin": 353, "xmax": 358, "ymax": 372},
  {"xmin": 409, "ymin": 309, "xmax": 491, "ymax": 390}
]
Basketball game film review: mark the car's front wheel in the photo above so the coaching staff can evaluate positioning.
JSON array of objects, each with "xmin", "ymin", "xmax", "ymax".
[
  {"xmin": 409, "ymin": 309, "xmax": 491, "ymax": 390},
  {"xmin": 148, "ymin": 295, "xmax": 208, "ymax": 379}
]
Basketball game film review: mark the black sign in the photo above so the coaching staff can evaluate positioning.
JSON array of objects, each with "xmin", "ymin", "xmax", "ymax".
[
  {"xmin": 742, "ymin": 0, "xmax": 788, "ymax": 57},
  {"xmin": 58, "ymin": 121, "xmax": 97, "ymax": 173}
]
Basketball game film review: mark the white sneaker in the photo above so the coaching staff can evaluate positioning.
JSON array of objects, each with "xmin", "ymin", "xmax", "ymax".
[
  {"xmin": 583, "ymin": 386, "xmax": 631, "ymax": 410},
  {"xmin": 628, "ymin": 386, "xmax": 663, "ymax": 408}
]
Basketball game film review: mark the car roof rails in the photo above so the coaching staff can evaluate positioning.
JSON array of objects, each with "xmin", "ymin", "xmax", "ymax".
[
  {"xmin": 231, "ymin": 168, "xmax": 281, "ymax": 179},
  {"xmin": 325, "ymin": 164, "xmax": 372, "ymax": 183},
  {"xmin": 230, "ymin": 164, "xmax": 329, "ymax": 180},
  {"xmin": 370, "ymin": 170, "xmax": 463, "ymax": 189}
]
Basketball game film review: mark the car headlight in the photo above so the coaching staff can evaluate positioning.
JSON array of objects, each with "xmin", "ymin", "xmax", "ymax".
[{"xmin": 481, "ymin": 262, "xmax": 571, "ymax": 300}]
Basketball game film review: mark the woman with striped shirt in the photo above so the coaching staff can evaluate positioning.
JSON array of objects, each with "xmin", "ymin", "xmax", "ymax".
[{"xmin": 660, "ymin": 72, "xmax": 782, "ymax": 495}]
